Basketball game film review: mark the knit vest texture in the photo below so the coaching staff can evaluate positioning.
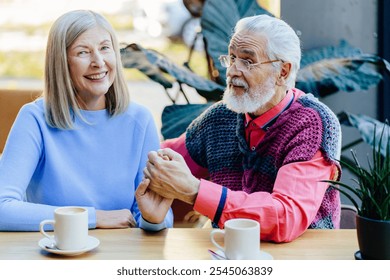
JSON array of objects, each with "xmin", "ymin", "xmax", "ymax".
[{"xmin": 186, "ymin": 93, "xmax": 342, "ymax": 229}]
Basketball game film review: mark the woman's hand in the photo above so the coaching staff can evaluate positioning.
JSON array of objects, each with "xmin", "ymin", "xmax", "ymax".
[
  {"xmin": 95, "ymin": 209, "xmax": 136, "ymax": 229},
  {"xmin": 136, "ymin": 178, "xmax": 173, "ymax": 224}
]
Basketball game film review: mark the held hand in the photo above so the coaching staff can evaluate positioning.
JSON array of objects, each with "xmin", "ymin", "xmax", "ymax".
[
  {"xmin": 95, "ymin": 209, "xmax": 136, "ymax": 229},
  {"xmin": 184, "ymin": 210, "xmax": 201, "ymax": 223},
  {"xmin": 135, "ymin": 178, "xmax": 173, "ymax": 224},
  {"xmin": 144, "ymin": 148, "xmax": 200, "ymax": 205}
]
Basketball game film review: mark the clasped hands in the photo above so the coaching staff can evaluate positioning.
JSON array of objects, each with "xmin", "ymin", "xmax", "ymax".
[
  {"xmin": 136, "ymin": 148, "xmax": 200, "ymax": 222},
  {"xmin": 96, "ymin": 149, "xmax": 200, "ymax": 228}
]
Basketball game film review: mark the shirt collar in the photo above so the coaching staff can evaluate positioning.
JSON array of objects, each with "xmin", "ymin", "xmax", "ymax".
[{"xmin": 245, "ymin": 89, "xmax": 295, "ymax": 131}]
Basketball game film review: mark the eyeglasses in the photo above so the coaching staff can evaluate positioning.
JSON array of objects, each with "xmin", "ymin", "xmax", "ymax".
[{"xmin": 219, "ymin": 55, "xmax": 281, "ymax": 71}]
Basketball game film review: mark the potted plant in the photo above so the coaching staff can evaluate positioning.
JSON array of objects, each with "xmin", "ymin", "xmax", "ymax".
[{"xmin": 324, "ymin": 121, "xmax": 390, "ymax": 260}]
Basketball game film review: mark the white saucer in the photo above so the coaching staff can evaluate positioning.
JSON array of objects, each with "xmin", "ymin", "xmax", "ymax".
[
  {"xmin": 211, "ymin": 249, "xmax": 273, "ymax": 260},
  {"xmin": 38, "ymin": 236, "xmax": 100, "ymax": 256}
]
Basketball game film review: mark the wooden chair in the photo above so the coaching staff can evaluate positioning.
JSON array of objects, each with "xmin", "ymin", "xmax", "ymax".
[
  {"xmin": 340, "ymin": 204, "xmax": 358, "ymax": 229},
  {"xmin": 171, "ymin": 199, "xmax": 208, "ymax": 228},
  {"xmin": 0, "ymin": 89, "xmax": 41, "ymax": 154}
]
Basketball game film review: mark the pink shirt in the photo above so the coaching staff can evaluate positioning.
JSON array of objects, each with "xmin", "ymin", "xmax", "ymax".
[{"xmin": 162, "ymin": 89, "xmax": 337, "ymax": 242}]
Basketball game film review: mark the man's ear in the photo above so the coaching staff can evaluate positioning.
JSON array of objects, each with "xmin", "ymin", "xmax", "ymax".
[{"xmin": 276, "ymin": 62, "xmax": 292, "ymax": 85}]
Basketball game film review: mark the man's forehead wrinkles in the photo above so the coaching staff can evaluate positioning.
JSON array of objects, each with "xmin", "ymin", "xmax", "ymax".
[
  {"xmin": 229, "ymin": 32, "xmax": 265, "ymax": 57},
  {"xmin": 232, "ymin": 32, "xmax": 261, "ymax": 43}
]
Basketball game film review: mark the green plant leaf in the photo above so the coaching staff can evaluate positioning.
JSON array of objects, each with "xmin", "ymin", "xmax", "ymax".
[
  {"xmin": 325, "ymin": 184, "xmax": 361, "ymax": 213},
  {"xmin": 332, "ymin": 122, "xmax": 390, "ymax": 220},
  {"xmin": 322, "ymin": 180, "xmax": 361, "ymax": 199}
]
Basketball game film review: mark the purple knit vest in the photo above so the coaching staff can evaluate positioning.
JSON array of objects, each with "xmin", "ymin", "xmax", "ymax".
[{"xmin": 186, "ymin": 93, "xmax": 341, "ymax": 229}]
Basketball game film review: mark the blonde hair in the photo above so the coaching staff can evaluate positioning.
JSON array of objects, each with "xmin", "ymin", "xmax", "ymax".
[{"xmin": 44, "ymin": 10, "xmax": 129, "ymax": 129}]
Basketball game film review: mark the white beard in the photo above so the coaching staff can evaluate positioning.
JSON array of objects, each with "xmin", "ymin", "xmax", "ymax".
[{"xmin": 222, "ymin": 76, "xmax": 276, "ymax": 114}]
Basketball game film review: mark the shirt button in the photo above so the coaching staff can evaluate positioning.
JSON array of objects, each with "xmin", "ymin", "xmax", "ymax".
[
  {"xmin": 251, "ymin": 146, "xmax": 256, "ymax": 151},
  {"xmin": 251, "ymin": 123, "xmax": 256, "ymax": 127}
]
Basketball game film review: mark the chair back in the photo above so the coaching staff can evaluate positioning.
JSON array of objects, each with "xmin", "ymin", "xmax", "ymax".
[
  {"xmin": 0, "ymin": 89, "xmax": 41, "ymax": 153},
  {"xmin": 340, "ymin": 204, "xmax": 358, "ymax": 229}
]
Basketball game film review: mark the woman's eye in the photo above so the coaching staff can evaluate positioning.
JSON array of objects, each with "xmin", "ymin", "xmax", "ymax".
[{"xmin": 77, "ymin": 51, "xmax": 89, "ymax": 56}]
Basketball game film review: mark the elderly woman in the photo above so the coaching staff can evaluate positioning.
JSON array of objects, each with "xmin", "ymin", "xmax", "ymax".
[{"xmin": 0, "ymin": 10, "xmax": 173, "ymax": 231}]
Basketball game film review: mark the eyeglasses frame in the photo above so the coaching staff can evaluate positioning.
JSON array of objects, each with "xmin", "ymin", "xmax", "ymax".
[{"xmin": 219, "ymin": 55, "xmax": 281, "ymax": 71}]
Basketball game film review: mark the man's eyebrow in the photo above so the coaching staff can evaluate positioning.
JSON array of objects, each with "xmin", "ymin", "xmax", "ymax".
[
  {"xmin": 228, "ymin": 44, "xmax": 256, "ymax": 57},
  {"xmin": 238, "ymin": 49, "xmax": 256, "ymax": 57}
]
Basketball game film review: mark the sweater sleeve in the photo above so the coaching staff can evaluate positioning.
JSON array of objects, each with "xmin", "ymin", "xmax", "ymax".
[
  {"xmin": 193, "ymin": 151, "xmax": 336, "ymax": 243},
  {"xmin": 0, "ymin": 104, "xmax": 98, "ymax": 231}
]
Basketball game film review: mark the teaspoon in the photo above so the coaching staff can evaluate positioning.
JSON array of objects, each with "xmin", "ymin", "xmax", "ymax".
[{"xmin": 208, "ymin": 249, "xmax": 227, "ymax": 260}]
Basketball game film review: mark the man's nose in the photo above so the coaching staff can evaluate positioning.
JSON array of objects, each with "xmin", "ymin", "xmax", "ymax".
[{"xmin": 226, "ymin": 62, "xmax": 242, "ymax": 77}]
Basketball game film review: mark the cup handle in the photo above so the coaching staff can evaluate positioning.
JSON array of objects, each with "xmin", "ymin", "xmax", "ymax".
[
  {"xmin": 210, "ymin": 229, "xmax": 225, "ymax": 251},
  {"xmin": 39, "ymin": 219, "xmax": 55, "ymax": 240}
]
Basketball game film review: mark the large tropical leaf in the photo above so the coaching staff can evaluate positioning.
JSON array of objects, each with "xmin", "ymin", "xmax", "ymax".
[
  {"xmin": 339, "ymin": 112, "xmax": 389, "ymax": 156},
  {"xmin": 201, "ymin": 0, "xmax": 272, "ymax": 85},
  {"xmin": 296, "ymin": 40, "xmax": 390, "ymax": 97},
  {"xmin": 120, "ymin": 43, "xmax": 173, "ymax": 90},
  {"xmin": 161, "ymin": 103, "xmax": 213, "ymax": 139},
  {"xmin": 120, "ymin": 43, "xmax": 225, "ymax": 101}
]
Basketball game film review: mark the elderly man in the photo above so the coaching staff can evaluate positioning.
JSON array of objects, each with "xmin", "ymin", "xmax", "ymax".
[{"xmin": 137, "ymin": 14, "xmax": 342, "ymax": 243}]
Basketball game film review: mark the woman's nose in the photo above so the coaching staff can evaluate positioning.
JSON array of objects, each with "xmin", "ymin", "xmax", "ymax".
[{"xmin": 91, "ymin": 52, "xmax": 105, "ymax": 67}]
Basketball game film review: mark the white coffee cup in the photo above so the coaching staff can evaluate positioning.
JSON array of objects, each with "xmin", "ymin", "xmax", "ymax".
[
  {"xmin": 40, "ymin": 206, "xmax": 88, "ymax": 251},
  {"xmin": 210, "ymin": 218, "xmax": 260, "ymax": 260}
]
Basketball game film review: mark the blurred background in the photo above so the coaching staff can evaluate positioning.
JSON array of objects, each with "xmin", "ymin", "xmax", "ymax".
[
  {"xmin": 0, "ymin": 0, "xmax": 278, "ymax": 84},
  {"xmin": 0, "ymin": 0, "xmax": 205, "ymax": 84},
  {"xmin": 0, "ymin": 0, "xmax": 276, "ymax": 127}
]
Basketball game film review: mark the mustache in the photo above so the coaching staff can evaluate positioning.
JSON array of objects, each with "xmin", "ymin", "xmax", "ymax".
[{"xmin": 226, "ymin": 77, "xmax": 248, "ymax": 89}]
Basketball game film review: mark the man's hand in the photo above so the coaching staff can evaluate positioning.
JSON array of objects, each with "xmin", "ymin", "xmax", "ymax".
[
  {"xmin": 144, "ymin": 148, "xmax": 200, "ymax": 205},
  {"xmin": 136, "ymin": 178, "xmax": 173, "ymax": 224},
  {"xmin": 95, "ymin": 209, "xmax": 136, "ymax": 229}
]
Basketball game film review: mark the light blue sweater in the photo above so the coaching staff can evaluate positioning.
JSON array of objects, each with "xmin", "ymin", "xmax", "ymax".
[{"xmin": 0, "ymin": 98, "xmax": 173, "ymax": 231}]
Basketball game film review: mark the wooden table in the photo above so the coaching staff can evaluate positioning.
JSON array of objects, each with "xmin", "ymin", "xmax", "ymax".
[{"xmin": 0, "ymin": 228, "xmax": 358, "ymax": 260}]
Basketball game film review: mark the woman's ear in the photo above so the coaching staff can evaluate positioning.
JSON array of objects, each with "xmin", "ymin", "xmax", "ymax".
[{"xmin": 276, "ymin": 62, "xmax": 292, "ymax": 85}]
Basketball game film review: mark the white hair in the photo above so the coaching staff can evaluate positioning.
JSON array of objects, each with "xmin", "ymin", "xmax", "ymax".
[{"xmin": 233, "ymin": 15, "xmax": 301, "ymax": 89}]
